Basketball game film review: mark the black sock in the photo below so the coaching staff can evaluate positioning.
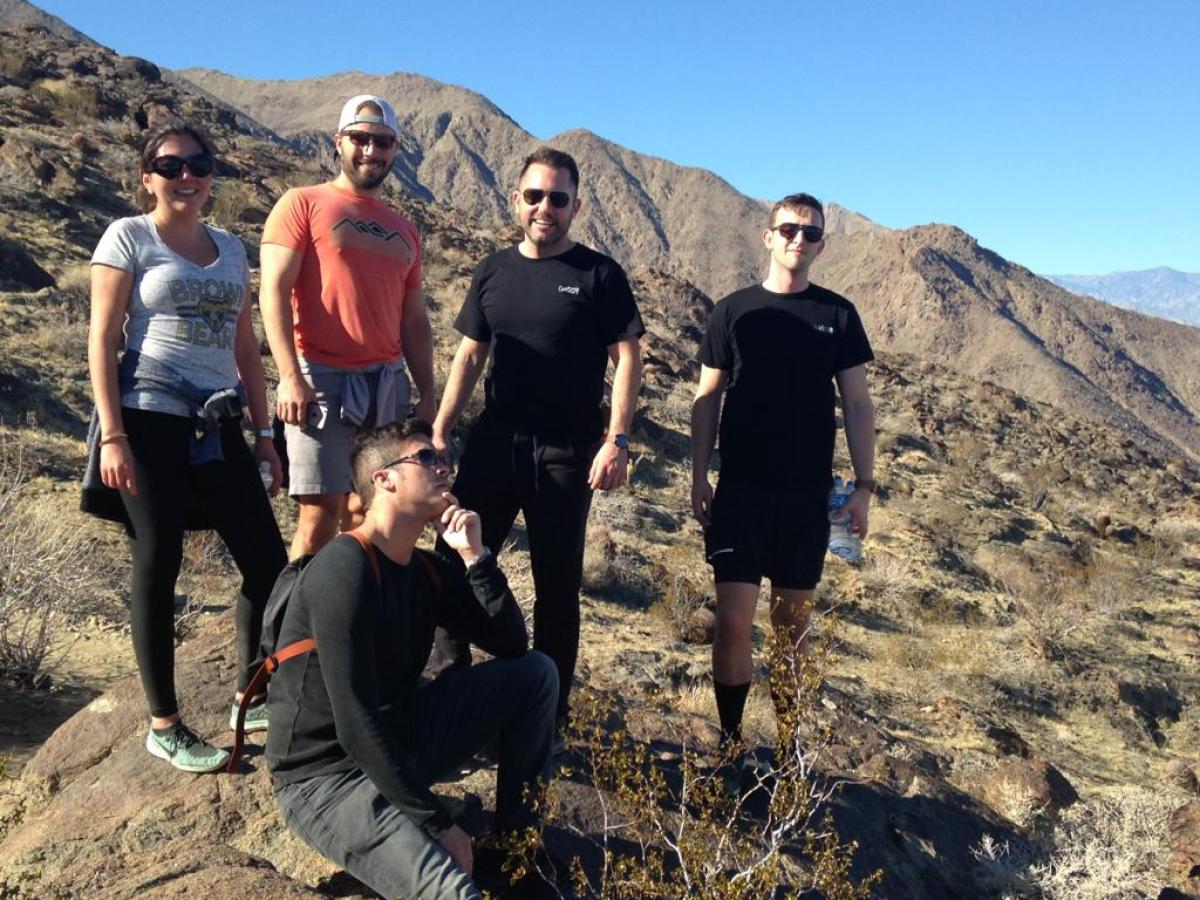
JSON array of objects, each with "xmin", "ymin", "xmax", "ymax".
[
  {"xmin": 152, "ymin": 722, "xmax": 179, "ymax": 736},
  {"xmin": 714, "ymin": 679, "xmax": 751, "ymax": 745}
]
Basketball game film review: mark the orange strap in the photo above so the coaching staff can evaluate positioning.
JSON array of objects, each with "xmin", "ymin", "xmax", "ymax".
[{"xmin": 225, "ymin": 533, "xmax": 441, "ymax": 774}]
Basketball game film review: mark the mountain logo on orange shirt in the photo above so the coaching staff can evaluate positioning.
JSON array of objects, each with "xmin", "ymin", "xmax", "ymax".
[{"xmin": 332, "ymin": 218, "xmax": 414, "ymax": 252}]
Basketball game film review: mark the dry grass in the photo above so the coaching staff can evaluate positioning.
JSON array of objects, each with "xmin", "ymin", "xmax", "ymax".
[
  {"xmin": 972, "ymin": 787, "xmax": 1177, "ymax": 899},
  {"xmin": 0, "ymin": 437, "xmax": 117, "ymax": 685}
]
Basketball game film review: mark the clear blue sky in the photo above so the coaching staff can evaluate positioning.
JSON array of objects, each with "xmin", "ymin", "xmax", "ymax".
[{"xmin": 38, "ymin": 0, "xmax": 1200, "ymax": 275}]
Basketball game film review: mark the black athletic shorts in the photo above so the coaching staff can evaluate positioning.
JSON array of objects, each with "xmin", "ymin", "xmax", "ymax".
[{"xmin": 704, "ymin": 482, "xmax": 829, "ymax": 590}]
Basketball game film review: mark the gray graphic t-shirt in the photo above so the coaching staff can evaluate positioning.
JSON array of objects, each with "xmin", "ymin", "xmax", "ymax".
[{"xmin": 92, "ymin": 215, "xmax": 249, "ymax": 416}]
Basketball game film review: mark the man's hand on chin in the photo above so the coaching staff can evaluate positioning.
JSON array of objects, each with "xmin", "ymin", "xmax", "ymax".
[{"xmin": 436, "ymin": 493, "xmax": 487, "ymax": 564}]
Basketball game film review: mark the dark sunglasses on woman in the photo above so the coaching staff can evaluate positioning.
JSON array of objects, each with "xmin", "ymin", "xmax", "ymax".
[{"xmin": 149, "ymin": 154, "xmax": 216, "ymax": 179}]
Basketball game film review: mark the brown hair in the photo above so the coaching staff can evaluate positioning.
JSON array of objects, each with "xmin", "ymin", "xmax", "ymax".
[
  {"xmin": 519, "ymin": 146, "xmax": 579, "ymax": 189},
  {"xmin": 350, "ymin": 419, "xmax": 434, "ymax": 509},
  {"xmin": 135, "ymin": 122, "xmax": 217, "ymax": 212},
  {"xmin": 769, "ymin": 193, "xmax": 824, "ymax": 229}
]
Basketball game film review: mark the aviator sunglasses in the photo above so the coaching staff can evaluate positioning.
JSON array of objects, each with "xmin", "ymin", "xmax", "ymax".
[
  {"xmin": 381, "ymin": 448, "xmax": 453, "ymax": 471},
  {"xmin": 148, "ymin": 153, "xmax": 216, "ymax": 179},
  {"xmin": 342, "ymin": 130, "xmax": 397, "ymax": 150},
  {"xmin": 521, "ymin": 188, "xmax": 572, "ymax": 209},
  {"xmin": 771, "ymin": 222, "xmax": 825, "ymax": 243}
]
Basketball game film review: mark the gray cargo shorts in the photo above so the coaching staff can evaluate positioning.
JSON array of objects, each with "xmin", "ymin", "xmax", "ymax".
[{"xmin": 285, "ymin": 359, "xmax": 411, "ymax": 496}]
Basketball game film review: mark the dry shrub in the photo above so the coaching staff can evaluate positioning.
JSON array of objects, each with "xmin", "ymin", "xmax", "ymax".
[
  {"xmin": 855, "ymin": 551, "xmax": 920, "ymax": 611},
  {"xmin": 996, "ymin": 561, "xmax": 1089, "ymax": 660},
  {"xmin": 505, "ymin": 632, "xmax": 881, "ymax": 898},
  {"xmin": 209, "ymin": 181, "xmax": 260, "ymax": 229},
  {"xmin": 971, "ymin": 788, "xmax": 1176, "ymax": 899},
  {"xmin": 36, "ymin": 79, "xmax": 99, "ymax": 124},
  {"xmin": 0, "ymin": 439, "xmax": 115, "ymax": 685},
  {"xmin": 1033, "ymin": 789, "xmax": 1175, "ymax": 899}
]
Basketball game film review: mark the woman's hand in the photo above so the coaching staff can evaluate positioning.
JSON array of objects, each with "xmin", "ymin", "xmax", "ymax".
[{"xmin": 100, "ymin": 437, "xmax": 138, "ymax": 495}]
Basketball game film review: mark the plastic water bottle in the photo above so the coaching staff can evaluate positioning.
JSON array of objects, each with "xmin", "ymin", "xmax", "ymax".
[
  {"xmin": 259, "ymin": 461, "xmax": 273, "ymax": 490},
  {"xmin": 827, "ymin": 476, "xmax": 862, "ymax": 562}
]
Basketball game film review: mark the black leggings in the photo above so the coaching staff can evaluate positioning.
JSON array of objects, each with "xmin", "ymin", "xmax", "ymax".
[
  {"xmin": 119, "ymin": 408, "xmax": 286, "ymax": 718},
  {"xmin": 433, "ymin": 422, "xmax": 597, "ymax": 719}
]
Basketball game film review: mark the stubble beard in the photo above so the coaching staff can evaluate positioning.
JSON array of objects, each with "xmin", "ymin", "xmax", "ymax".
[{"xmin": 341, "ymin": 153, "xmax": 393, "ymax": 190}]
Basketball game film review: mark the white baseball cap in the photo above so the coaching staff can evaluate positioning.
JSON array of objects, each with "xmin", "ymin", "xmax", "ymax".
[{"xmin": 337, "ymin": 95, "xmax": 398, "ymax": 134}]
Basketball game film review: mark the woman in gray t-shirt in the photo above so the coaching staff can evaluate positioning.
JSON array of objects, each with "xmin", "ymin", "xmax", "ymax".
[{"xmin": 88, "ymin": 123, "xmax": 286, "ymax": 773}]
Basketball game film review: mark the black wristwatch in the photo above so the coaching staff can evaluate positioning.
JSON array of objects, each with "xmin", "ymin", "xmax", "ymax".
[{"xmin": 610, "ymin": 433, "xmax": 630, "ymax": 450}]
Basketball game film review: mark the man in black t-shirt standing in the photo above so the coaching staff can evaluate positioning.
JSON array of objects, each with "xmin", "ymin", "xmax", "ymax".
[
  {"xmin": 691, "ymin": 193, "xmax": 876, "ymax": 750},
  {"xmin": 432, "ymin": 146, "xmax": 645, "ymax": 739}
]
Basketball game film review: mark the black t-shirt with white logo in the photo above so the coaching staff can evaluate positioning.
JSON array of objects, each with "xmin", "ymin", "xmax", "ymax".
[
  {"xmin": 455, "ymin": 244, "xmax": 645, "ymax": 436},
  {"xmin": 699, "ymin": 283, "xmax": 873, "ymax": 492}
]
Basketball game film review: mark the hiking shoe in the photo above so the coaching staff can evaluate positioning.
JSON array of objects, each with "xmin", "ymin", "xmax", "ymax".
[
  {"xmin": 715, "ymin": 747, "xmax": 776, "ymax": 798},
  {"xmin": 230, "ymin": 698, "xmax": 268, "ymax": 733},
  {"xmin": 145, "ymin": 722, "xmax": 229, "ymax": 773}
]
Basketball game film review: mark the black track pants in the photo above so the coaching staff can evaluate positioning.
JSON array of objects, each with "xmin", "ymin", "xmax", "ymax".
[{"xmin": 432, "ymin": 422, "xmax": 596, "ymax": 718}]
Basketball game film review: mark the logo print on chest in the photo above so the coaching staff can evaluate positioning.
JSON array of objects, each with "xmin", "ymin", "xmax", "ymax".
[
  {"xmin": 332, "ymin": 218, "xmax": 414, "ymax": 251},
  {"xmin": 558, "ymin": 285, "xmax": 580, "ymax": 295}
]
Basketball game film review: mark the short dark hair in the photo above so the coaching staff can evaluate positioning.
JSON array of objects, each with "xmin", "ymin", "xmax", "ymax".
[
  {"xmin": 770, "ymin": 193, "xmax": 825, "ymax": 229},
  {"xmin": 351, "ymin": 419, "xmax": 434, "ymax": 509},
  {"xmin": 136, "ymin": 122, "xmax": 217, "ymax": 213},
  {"xmin": 519, "ymin": 146, "xmax": 579, "ymax": 189}
]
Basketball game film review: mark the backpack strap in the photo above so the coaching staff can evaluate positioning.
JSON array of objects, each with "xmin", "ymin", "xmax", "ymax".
[
  {"xmin": 227, "ymin": 532, "xmax": 382, "ymax": 774},
  {"xmin": 345, "ymin": 528, "xmax": 382, "ymax": 585},
  {"xmin": 227, "ymin": 637, "xmax": 316, "ymax": 773}
]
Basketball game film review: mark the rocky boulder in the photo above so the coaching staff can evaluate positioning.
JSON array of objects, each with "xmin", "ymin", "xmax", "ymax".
[{"xmin": 0, "ymin": 610, "xmax": 368, "ymax": 899}]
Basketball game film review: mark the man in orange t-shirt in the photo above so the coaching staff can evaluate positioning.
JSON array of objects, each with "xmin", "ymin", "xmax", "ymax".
[{"xmin": 261, "ymin": 94, "xmax": 436, "ymax": 559}]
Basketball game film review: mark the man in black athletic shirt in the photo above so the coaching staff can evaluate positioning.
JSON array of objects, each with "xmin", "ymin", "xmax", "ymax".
[
  {"xmin": 432, "ymin": 147, "xmax": 645, "ymax": 739},
  {"xmin": 691, "ymin": 193, "xmax": 876, "ymax": 750},
  {"xmin": 267, "ymin": 419, "xmax": 558, "ymax": 899}
]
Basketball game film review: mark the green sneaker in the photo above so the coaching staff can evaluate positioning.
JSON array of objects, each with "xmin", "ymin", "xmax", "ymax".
[
  {"xmin": 145, "ymin": 722, "xmax": 229, "ymax": 773},
  {"xmin": 230, "ymin": 698, "xmax": 268, "ymax": 733}
]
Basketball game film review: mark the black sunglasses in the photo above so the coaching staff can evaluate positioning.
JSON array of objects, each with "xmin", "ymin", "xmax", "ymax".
[
  {"xmin": 521, "ymin": 188, "xmax": 572, "ymax": 209},
  {"xmin": 771, "ymin": 222, "xmax": 824, "ymax": 243},
  {"xmin": 381, "ymin": 448, "xmax": 452, "ymax": 471},
  {"xmin": 342, "ymin": 130, "xmax": 397, "ymax": 150},
  {"xmin": 148, "ymin": 154, "xmax": 215, "ymax": 179}
]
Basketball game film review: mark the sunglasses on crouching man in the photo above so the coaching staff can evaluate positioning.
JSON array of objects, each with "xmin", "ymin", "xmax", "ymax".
[
  {"xmin": 380, "ymin": 448, "xmax": 453, "ymax": 472},
  {"xmin": 770, "ymin": 222, "xmax": 825, "ymax": 243},
  {"xmin": 148, "ymin": 154, "xmax": 216, "ymax": 179},
  {"xmin": 521, "ymin": 188, "xmax": 573, "ymax": 209}
]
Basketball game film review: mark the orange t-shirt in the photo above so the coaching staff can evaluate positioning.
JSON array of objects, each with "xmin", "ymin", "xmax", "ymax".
[{"xmin": 262, "ymin": 182, "xmax": 422, "ymax": 367}]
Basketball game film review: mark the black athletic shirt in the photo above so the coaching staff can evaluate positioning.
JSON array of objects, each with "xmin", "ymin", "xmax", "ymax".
[
  {"xmin": 699, "ymin": 282, "xmax": 873, "ymax": 492},
  {"xmin": 266, "ymin": 535, "xmax": 527, "ymax": 839},
  {"xmin": 455, "ymin": 244, "xmax": 645, "ymax": 436}
]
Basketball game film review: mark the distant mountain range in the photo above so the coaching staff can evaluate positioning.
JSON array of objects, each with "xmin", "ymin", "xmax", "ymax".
[{"xmin": 1046, "ymin": 268, "xmax": 1200, "ymax": 326}]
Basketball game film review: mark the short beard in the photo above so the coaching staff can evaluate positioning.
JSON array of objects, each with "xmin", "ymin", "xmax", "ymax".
[{"xmin": 339, "ymin": 152, "xmax": 392, "ymax": 190}]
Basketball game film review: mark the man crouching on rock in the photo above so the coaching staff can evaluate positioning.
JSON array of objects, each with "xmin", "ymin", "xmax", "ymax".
[{"xmin": 267, "ymin": 419, "xmax": 558, "ymax": 899}]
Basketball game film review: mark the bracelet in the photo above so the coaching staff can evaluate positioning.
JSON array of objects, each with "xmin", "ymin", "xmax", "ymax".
[
  {"xmin": 255, "ymin": 428, "xmax": 274, "ymax": 440},
  {"xmin": 99, "ymin": 433, "xmax": 128, "ymax": 446},
  {"xmin": 853, "ymin": 478, "xmax": 878, "ymax": 494}
]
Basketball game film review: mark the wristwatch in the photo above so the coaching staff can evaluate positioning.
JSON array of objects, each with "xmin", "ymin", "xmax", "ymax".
[{"xmin": 610, "ymin": 433, "xmax": 630, "ymax": 450}]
